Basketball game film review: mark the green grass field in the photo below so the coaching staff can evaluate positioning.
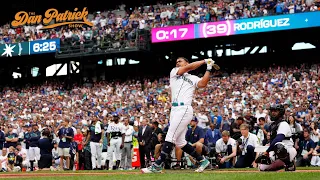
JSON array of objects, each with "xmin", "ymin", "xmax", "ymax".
[{"xmin": 2, "ymin": 167, "xmax": 320, "ymax": 180}]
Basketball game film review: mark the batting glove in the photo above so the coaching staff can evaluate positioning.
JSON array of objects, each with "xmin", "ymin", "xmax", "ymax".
[
  {"xmin": 204, "ymin": 58, "xmax": 215, "ymax": 65},
  {"xmin": 205, "ymin": 59, "xmax": 214, "ymax": 71}
]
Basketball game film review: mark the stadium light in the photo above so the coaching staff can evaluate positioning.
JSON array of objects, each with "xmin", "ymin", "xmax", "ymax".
[
  {"xmin": 200, "ymin": 51, "xmax": 204, "ymax": 56},
  {"xmin": 165, "ymin": 55, "xmax": 169, "ymax": 60},
  {"xmin": 292, "ymin": 42, "xmax": 316, "ymax": 50},
  {"xmin": 191, "ymin": 55, "xmax": 198, "ymax": 59},
  {"xmin": 207, "ymin": 50, "xmax": 212, "ymax": 58}
]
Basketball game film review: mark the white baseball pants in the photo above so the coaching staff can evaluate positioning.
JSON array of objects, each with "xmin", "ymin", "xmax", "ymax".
[
  {"xmin": 165, "ymin": 105, "xmax": 193, "ymax": 148},
  {"xmin": 90, "ymin": 142, "xmax": 102, "ymax": 169},
  {"xmin": 107, "ymin": 138, "xmax": 122, "ymax": 161},
  {"xmin": 311, "ymin": 156, "xmax": 320, "ymax": 166},
  {"xmin": 29, "ymin": 147, "xmax": 40, "ymax": 161}
]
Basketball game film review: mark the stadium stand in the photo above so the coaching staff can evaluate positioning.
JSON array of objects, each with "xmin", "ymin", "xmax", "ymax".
[{"xmin": 1, "ymin": 62, "xmax": 320, "ymax": 171}]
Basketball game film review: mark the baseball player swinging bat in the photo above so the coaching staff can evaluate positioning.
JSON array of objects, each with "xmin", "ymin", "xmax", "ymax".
[{"xmin": 141, "ymin": 57, "xmax": 219, "ymax": 174}]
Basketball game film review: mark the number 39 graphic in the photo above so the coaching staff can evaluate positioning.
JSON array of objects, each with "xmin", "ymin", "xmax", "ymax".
[{"xmin": 202, "ymin": 21, "xmax": 231, "ymax": 38}]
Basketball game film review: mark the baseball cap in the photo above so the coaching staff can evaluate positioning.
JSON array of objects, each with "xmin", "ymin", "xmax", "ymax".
[{"xmin": 191, "ymin": 116, "xmax": 198, "ymax": 122}]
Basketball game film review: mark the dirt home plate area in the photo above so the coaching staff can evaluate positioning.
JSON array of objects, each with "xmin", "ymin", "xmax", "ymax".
[{"xmin": 1, "ymin": 169, "xmax": 320, "ymax": 179}]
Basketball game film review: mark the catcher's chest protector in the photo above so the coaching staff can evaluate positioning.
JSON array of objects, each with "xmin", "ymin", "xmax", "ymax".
[{"xmin": 270, "ymin": 120, "xmax": 286, "ymax": 141}]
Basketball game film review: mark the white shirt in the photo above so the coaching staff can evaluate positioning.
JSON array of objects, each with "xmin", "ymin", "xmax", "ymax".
[
  {"xmin": 170, "ymin": 67, "xmax": 201, "ymax": 106},
  {"xmin": 310, "ymin": 129, "xmax": 320, "ymax": 143},
  {"xmin": 8, "ymin": 29, "xmax": 16, "ymax": 35},
  {"xmin": 106, "ymin": 122, "xmax": 126, "ymax": 134},
  {"xmin": 277, "ymin": 121, "xmax": 294, "ymax": 147},
  {"xmin": 216, "ymin": 137, "xmax": 237, "ymax": 153},
  {"xmin": 160, "ymin": 11, "xmax": 168, "ymax": 19},
  {"xmin": 36, "ymin": 25, "xmax": 43, "ymax": 33},
  {"xmin": 189, "ymin": 13, "xmax": 195, "ymax": 23},
  {"xmin": 255, "ymin": 111, "xmax": 270, "ymax": 124},
  {"xmin": 18, "ymin": 148, "xmax": 28, "ymax": 160},
  {"xmin": 18, "ymin": 132, "xmax": 26, "ymax": 149},
  {"xmin": 290, "ymin": 123, "xmax": 302, "ymax": 135},
  {"xmin": 240, "ymin": 133, "xmax": 259, "ymax": 149},
  {"xmin": 123, "ymin": 125, "xmax": 134, "ymax": 142},
  {"xmin": 100, "ymin": 18, "xmax": 107, "ymax": 27},
  {"xmin": 52, "ymin": 148, "xmax": 59, "ymax": 159},
  {"xmin": 255, "ymin": 111, "xmax": 267, "ymax": 121},
  {"xmin": 142, "ymin": 125, "xmax": 147, "ymax": 135},
  {"xmin": 139, "ymin": 19, "xmax": 145, "ymax": 29},
  {"xmin": 256, "ymin": 129, "xmax": 265, "ymax": 145},
  {"xmin": 64, "ymin": 31, "xmax": 72, "ymax": 38},
  {"xmin": 196, "ymin": 113, "xmax": 209, "ymax": 129},
  {"xmin": 0, "ymin": 155, "xmax": 7, "ymax": 169}
]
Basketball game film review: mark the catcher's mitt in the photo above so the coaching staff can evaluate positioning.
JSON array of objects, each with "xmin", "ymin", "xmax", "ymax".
[{"xmin": 255, "ymin": 154, "xmax": 271, "ymax": 165}]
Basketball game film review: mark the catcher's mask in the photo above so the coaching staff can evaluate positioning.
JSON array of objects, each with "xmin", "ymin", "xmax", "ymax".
[{"xmin": 269, "ymin": 104, "xmax": 285, "ymax": 121}]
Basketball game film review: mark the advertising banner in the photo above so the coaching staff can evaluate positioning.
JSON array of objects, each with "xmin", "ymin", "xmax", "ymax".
[{"xmin": 152, "ymin": 12, "xmax": 320, "ymax": 43}]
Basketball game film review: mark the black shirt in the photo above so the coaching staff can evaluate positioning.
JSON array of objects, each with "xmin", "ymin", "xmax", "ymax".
[
  {"xmin": 151, "ymin": 127, "xmax": 163, "ymax": 147},
  {"xmin": 29, "ymin": 130, "xmax": 41, "ymax": 147},
  {"xmin": 69, "ymin": 142, "xmax": 79, "ymax": 156},
  {"xmin": 0, "ymin": 131, "xmax": 5, "ymax": 149},
  {"xmin": 58, "ymin": 127, "xmax": 74, "ymax": 148},
  {"xmin": 7, "ymin": 152, "xmax": 15, "ymax": 165},
  {"xmin": 14, "ymin": 155, "xmax": 23, "ymax": 166},
  {"xmin": 5, "ymin": 133, "xmax": 18, "ymax": 148},
  {"xmin": 88, "ymin": 122, "xmax": 104, "ymax": 143},
  {"xmin": 39, "ymin": 138, "xmax": 54, "ymax": 155}
]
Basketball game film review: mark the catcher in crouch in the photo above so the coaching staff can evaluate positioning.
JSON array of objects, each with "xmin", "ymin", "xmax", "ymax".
[{"xmin": 255, "ymin": 105, "xmax": 297, "ymax": 171}]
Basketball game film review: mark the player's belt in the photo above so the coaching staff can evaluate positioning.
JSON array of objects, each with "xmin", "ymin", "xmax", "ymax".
[{"xmin": 172, "ymin": 102, "xmax": 185, "ymax": 107}]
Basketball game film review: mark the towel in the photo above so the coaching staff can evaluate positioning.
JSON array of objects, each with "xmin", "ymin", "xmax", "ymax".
[{"xmin": 95, "ymin": 121, "xmax": 102, "ymax": 134}]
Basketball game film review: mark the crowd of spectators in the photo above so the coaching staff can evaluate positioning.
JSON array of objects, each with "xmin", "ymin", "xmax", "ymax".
[
  {"xmin": 0, "ymin": 62, "xmax": 320, "ymax": 171},
  {"xmin": 1, "ymin": 0, "xmax": 319, "ymax": 46}
]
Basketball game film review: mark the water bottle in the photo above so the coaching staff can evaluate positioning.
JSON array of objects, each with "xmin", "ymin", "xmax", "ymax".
[{"xmin": 74, "ymin": 162, "xmax": 78, "ymax": 171}]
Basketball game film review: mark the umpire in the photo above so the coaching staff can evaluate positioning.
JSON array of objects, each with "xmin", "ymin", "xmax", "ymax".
[{"xmin": 38, "ymin": 128, "xmax": 54, "ymax": 169}]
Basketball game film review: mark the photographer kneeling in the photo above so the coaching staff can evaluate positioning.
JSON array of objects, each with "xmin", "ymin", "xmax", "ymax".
[{"xmin": 38, "ymin": 128, "xmax": 54, "ymax": 170}]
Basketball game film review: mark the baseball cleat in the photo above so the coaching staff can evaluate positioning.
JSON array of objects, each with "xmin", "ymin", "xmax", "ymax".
[
  {"xmin": 195, "ymin": 159, "xmax": 210, "ymax": 173},
  {"xmin": 141, "ymin": 164, "xmax": 163, "ymax": 173},
  {"xmin": 285, "ymin": 162, "xmax": 296, "ymax": 171}
]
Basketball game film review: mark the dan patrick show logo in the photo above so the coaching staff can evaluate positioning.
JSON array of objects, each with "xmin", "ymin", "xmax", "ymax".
[{"xmin": 11, "ymin": 7, "xmax": 94, "ymax": 29}]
